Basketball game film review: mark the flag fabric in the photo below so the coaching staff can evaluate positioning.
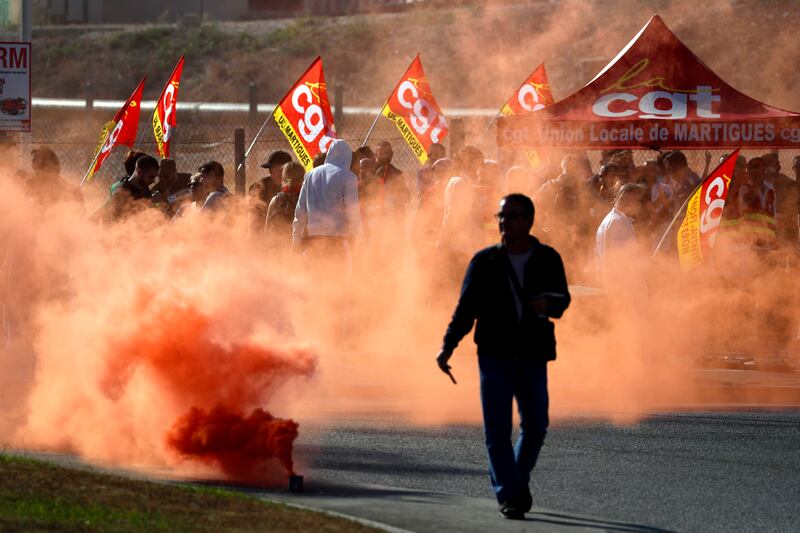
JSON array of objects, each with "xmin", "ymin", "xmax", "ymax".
[
  {"xmin": 676, "ymin": 149, "xmax": 739, "ymax": 269},
  {"xmin": 381, "ymin": 54, "xmax": 448, "ymax": 165},
  {"xmin": 500, "ymin": 63, "xmax": 554, "ymax": 117},
  {"xmin": 273, "ymin": 57, "xmax": 336, "ymax": 171},
  {"xmin": 82, "ymin": 77, "xmax": 146, "ymax": 185},
  {"xmin": 153, "ymin": 56, "xmax": 184, "ymax": 158},
  {"xmin": 500, "ymin": 63, "xmax": 554, "ymax": 167}
]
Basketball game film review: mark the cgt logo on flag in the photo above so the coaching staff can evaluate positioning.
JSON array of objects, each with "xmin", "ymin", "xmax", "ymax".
[
  {"xmin": 273, "ymin": 57, "xmax": 336, "ymax": 171},
  {"xmin": 498, "ymin": 63, "xmax": 554, "ymax": 167},
  {"xmin": 382, "ymin": 54, "xmax": 448, "ymax": 165},
  {"xmin": 501, "ymin": 63, "xmax": 554, "ymax": 117},
  {"xmin": 677, "ymin": 149, "xmax": 739, "ymax": 269},
  {"xmin": 153, "ymin": 56, "xmax": 185, "ymax": 158}
]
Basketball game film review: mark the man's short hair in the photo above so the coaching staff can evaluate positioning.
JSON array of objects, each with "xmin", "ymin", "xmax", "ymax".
[
  {"xmin": 454, "ymin": 145, "xmax": 484, "ymax": 169},
  {"xmin": 664, "ymin": 150, "xmax": 688, "ymax": 169},
  {"xmin": 353, "ymin": 145, "xmax": 375, "ymax": 163},
  {"xmin": 135, "ymin": 155, "xmax": 159, "ymax": 172},
  {"xmin": 199, "ymin": 160, "xmax": 224, "ymax": 177},
  {"xmin": 502, "ymin": 193, "xmax": 535, "ymax": 219},
  {"xmin": 617, "ymin": 183, "xmax": 646, "ymax": 201},
  {"xmin": 31, "ymin": 147, "xmax": 60, "ymax": 173},
  {"xmin": 124, "ymin": 150, "xmax": 147, "ymax": 175},
  {"xmin": 159, "ymin": 158, "xmax": 177, "ymax": 176},
  {"xmin": 600, "ymin": 162, "xmax": 625, "ymax": 177}
]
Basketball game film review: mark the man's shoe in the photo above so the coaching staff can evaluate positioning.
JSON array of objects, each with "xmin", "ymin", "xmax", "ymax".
[
  {"xmin": 518, "ymin": 486, "xmax": 533, "ymax": 513},
  {"xmin": 499, "ymin": 501, "xmax": 525, "ymax": 520}
]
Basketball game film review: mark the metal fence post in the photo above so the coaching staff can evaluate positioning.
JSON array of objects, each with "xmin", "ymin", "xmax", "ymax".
[
  {"xmin": 334, "ymin": 82, "xmax": 343, "ymax": 130},
  {"xmin": 234, "ymin": 128, "xmax": 245, "ymax": 196},
  {"xmin": 248, "ymin": 82, "xmax": 258, "ymax": 121},
  {"xmin": 450, "ymin": 118, "xmax": 465, "ymax": 156},
  {"xmin": 85, "ymin": 81, "xmax": 93, "ymax": 111}
]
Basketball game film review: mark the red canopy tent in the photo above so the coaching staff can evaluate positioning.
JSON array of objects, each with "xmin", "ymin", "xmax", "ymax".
[{"xmin": 497, "ymin": 15, "xmax": 800, "ymax": 150}]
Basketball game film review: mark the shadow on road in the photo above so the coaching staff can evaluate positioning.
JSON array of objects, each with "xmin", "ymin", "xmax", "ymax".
[{"xmin": 527, "ymin": 511, "xmax": 674, "ymax": 532}]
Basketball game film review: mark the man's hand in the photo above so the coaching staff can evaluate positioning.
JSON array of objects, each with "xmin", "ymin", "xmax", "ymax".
[{"xmin": 436, "ymin": 349, "xmax": 457, "ymax": 384}]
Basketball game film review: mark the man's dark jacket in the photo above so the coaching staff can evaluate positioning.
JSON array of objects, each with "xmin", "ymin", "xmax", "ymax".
[{"xmin": 442, "ymin": 236, "xmax": 570, "ymax": 361}]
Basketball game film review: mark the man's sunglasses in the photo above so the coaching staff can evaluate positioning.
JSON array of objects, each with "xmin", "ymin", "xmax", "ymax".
[{"xmin": 494, "ymin": 212, "xmax": 529, "ymax": 220}]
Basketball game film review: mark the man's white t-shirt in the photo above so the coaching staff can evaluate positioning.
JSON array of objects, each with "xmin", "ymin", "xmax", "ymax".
[{"xmin": 507, "ymin": 249, "xmax": 532, "ymax": 320}]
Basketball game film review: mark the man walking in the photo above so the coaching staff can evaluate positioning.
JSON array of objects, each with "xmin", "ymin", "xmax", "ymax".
[{"xmin": 436, "ymin": 193, "xmax": 570, "ymax": 520}]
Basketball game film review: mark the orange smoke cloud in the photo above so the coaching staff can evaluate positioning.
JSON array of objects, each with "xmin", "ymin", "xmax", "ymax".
[
  {"xmin": 94, "ymin": 293, "xmax": 314, "ymax": 483},
  {"xmin": 1, "ymin": 139, "xmax": 798, "ymax": 487}
]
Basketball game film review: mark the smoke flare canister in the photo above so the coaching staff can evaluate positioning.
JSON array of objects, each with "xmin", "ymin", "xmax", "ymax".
[{"xmin": 289, "ymin": 475, "xmax": 304, "ymax": 493}]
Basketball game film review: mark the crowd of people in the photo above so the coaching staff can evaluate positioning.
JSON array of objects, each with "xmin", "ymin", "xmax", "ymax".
[{"xmin": 12, "ymin": 140, "xmax": 800, "ymax": 286}]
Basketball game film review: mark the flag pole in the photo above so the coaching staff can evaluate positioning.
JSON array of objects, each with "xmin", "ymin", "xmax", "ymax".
[
  {"xmin": 361, "ymin": 103, "xmax": 385, "ymax": 147},
  {"xmin": 477, "ymin": 111, "xmax": 501, "ymax": 142},
  {"xmin": 237, "ymin": 106, "xmax": 276, "ymax": 172},
  {"xmin": 79, "ymin": 148, "xmax": 102, "ymax": 187},
  {"xmin": 651, "ymin": 185, "xmax": 700, "ymax": 258}
]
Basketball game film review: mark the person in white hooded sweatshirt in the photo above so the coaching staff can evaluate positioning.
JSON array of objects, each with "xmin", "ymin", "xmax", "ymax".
[{"xmin": 291, "ymin": 139, "xmax": 363, "ymax": 270}]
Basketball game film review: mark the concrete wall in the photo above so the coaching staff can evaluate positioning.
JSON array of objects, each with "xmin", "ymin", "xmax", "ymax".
[{"xmin": 36, "ymin": 0, "xmax": 251, "ymax": 24}]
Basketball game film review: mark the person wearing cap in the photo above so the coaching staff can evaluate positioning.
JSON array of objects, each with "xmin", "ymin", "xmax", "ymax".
[
  {"xmin": 261, "ymin": 150, "xmax": 294, "ymax": 198},
  {"xmin": 248, "ymin": 150, "xmax": 294, "ymax": 235}
]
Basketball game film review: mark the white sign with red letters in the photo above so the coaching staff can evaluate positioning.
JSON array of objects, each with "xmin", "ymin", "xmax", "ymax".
[{"xmin": 0, "ymin": 42, "xmax": 31, "ymax": 132}]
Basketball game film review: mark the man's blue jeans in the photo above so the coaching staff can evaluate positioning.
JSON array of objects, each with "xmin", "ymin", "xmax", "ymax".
[{"xmin": 478, "ymin": 355, "xmax": 549, "ymax": 504}]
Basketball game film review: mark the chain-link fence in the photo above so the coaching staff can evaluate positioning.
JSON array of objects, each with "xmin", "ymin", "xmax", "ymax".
[{"xmin": 16, "ymin": 104, "xmax": 800, "ymax": 203}]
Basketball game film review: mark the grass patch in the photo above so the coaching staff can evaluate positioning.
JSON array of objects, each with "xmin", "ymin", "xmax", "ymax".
[
  {"xmin": 264, "ymin": 16, "xmax": 325, "ymax": 55},
  {"xmin": 0, "ymin": 454, "xmax": 377, "ymax": 532}
]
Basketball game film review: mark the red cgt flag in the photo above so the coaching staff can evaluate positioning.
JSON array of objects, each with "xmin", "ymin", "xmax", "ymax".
[
  {"xmin": 500, "ymin": 64, "xmax": 554, "ymax": 167},
  {"xmin": 382, "ymin": 54, "xmax": 448, "ymax": 165},
  {"xmin": 82, "ymin": 77, "xmax": 146, "ymax": 185},
  {"xmin": 152, "ymin": 56, "xmax": 184, "ymax": 159},
  {"xmin": 676, "ymin": 149, "xmax": 739, "ymax": 269},
  {"xmin": 273, "ymin": 57, "xmax": 337, "ymax": 171},
  {"xmin": 500, "ymin": 63, "xmax": 554, "ymax": 117}
]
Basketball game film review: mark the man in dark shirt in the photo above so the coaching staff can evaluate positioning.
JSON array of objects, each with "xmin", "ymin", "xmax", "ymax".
[
  {"xmin": 436, "ymin": 193, "xmax": 570, "ymax": 520},
  {"xmin": 376, "ymin": 141, "xmax": 409, "ymax": 218},
  {"xmin": 96, "ymin": 155, "xmax": 159, "ymax": 222}
]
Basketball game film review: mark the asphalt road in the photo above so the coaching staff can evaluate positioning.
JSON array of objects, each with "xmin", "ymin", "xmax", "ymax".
[{"xmin": 294, "ymin": 411, "xmax": 800, "ymax": 533}]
